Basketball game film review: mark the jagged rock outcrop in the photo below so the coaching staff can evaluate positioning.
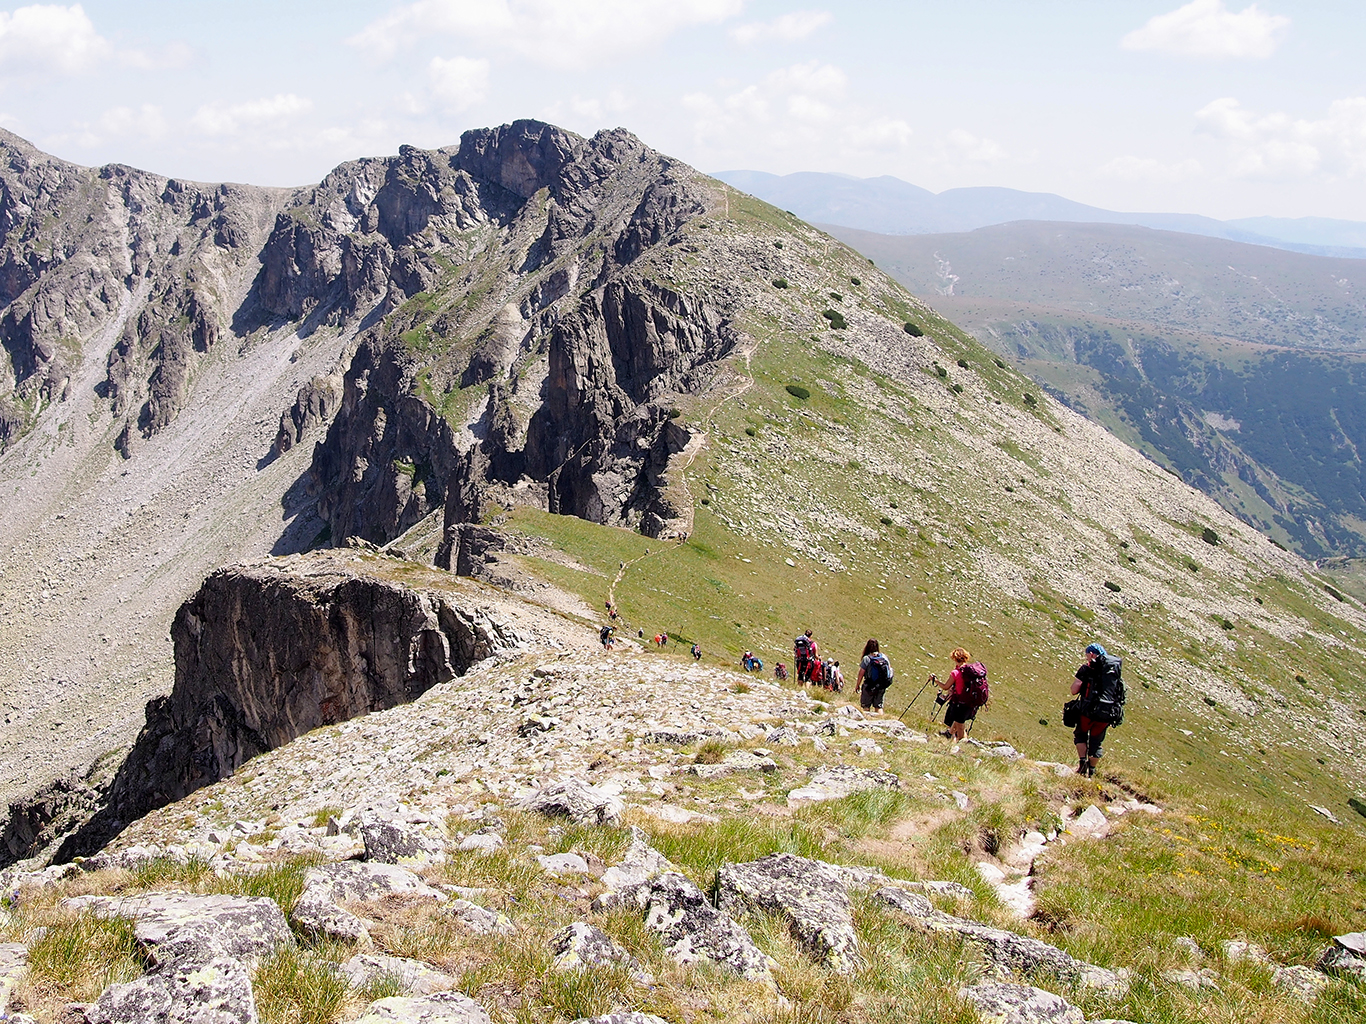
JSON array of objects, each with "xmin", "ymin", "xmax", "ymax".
[{"xmin": 30, "ymin": 553, "xmax": 531, "ymax": 864}]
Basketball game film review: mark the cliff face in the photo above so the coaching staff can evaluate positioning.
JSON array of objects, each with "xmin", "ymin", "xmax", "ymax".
[{"xmin": 35, "ymin": 553, "xmax": 535, "ymax": 862}]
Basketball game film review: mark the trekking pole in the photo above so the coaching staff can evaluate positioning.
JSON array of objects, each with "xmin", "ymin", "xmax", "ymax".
[{"xmin": 897, "ymin": 674, "xmax": 935, "ymax": 721}]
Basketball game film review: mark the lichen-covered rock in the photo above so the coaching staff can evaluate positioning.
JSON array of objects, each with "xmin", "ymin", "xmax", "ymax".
[
  {"xmin": 64, "ymin": 892, "xmax": 291, "ymax": 968},
  {"xmin": 716, "ymin": 853, "xmax": 859, "ymax": 973},
  {"xmin": 1317, "ymin": 940, "xmax": 1366, "ymax": 983},
  {"xmin": 874, "ymin": 887, "xmax": 1127, "ymax": 997},
  {"xmin": 359, "ymin": 818, "xmax": 448, "ymax": 866},
  {"xmin": 291, "ymin": 890, "xmax": 372, "ymax": 947},
  {"xmin": 305, "ymin": 860, "xmax": 446, "ymax": 903},
  {"xmin": 353, "ymin": 990, "xmax": 492, "ymax": 1024},
  {"xmin": 599, "ymin": 832, "xmax": 675, "ymax": 893},
  {"xmin": 337, "ymin": 953, "xmax": 457, "ymax": 996},
  {"xmin": 550, "ymin": 923, "xmax": 636, "ymax": 971},
  {"xmin": 85, "ymin": 955, "xmax": 259, "ymax": 1024},
  {"xmin": 0, "ymin": 943, "xmax": 27, "ymax": 1012},
  {"xmin": 683, "ymin": 752, "xmax": 777, "ymax": 778},
  {"xmin": 957, "ymin": 980, "xmax": 1084, "ymax": 1024},
  {"xmin": 614, "ymin": 871, "xmax": 774, "ymax": 980},
  {"xmin": 786, "ymin": 764, "xmax": 900, "ymax": 807},
  {"xmin": 1273, "ymin": 964, "xmax": 1329, "ymax": 998},
  {"xmin": 520, "ymin": 778, "xmax": 623, "ymax": 826},
  {"xmin": 443, "ymin": 899, "xmax": 515, "ymax": 936}
]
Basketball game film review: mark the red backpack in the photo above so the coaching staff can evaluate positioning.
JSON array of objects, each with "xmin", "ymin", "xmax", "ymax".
[{"xmin": 958, "ymin": 662, "xmax": 990, "ymax": 708}]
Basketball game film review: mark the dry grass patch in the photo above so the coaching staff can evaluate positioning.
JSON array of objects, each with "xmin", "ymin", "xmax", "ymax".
[{"xmin": 15, "ymin": 908, "xmax": 143, "ymax": 1016}]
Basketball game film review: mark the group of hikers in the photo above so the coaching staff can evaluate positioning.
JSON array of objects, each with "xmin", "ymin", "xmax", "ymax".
[
  {"xmin": 597, "ymin": 615, "xmax": 1126, "ymax": 777},
  {"xmin": 789, "ymin": 629, "xmax": 1126, "ymax": 777}
]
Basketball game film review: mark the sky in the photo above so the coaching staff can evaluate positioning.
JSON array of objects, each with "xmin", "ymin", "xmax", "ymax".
[{"xmin": 1, "ymin": 0, "xmax": 1365, "ymax": 221}]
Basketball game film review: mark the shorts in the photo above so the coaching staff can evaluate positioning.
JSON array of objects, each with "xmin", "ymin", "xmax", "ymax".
[
  {"xmin": 861, "ymin": 682, "xmax": 889, "ymax": 710},
  {"xmin": 1073, "ymin": 716, "xmax": 1109, "ymax": 756},
  {"xmin": 944, "ymin": 702, "xmax": 977, "ymax": 727}
]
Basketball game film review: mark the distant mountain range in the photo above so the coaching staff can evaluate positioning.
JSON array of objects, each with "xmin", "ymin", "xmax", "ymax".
[{"xmin": 712, "ymin": 170, "xmax": 1366, "ymax": 260}]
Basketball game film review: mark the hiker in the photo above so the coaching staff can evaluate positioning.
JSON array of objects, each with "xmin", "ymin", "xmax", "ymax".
[
  {"xmin": 774, "ymin": 662, "xmax": 788, "ymax": 681},
  {"xmin": 857, "ymin": 639, "xmax": 893, "ymax": 711},
  {"xmin": 599, "ymin": 624, "xmax": 615, "ymax": 650},
  {"xmin": 936, "ymin": 648, "xmax": 989, "ymax": 741},
  {"xmin": 793, "ymin": 630, "xmax": 816, "ymax": 683},
  {"xmin": 1069, "ymin": 642, "xmax": 1125, "ymax": 778},
  {"xmin": 691, "ymin": 642, "xmax": 701, "ymax": 661},
  {"xmin": 808, "ymin": 655, "xmax": 823, "ymax": 689},
  {"xmin": 828, "ymin": 660, "xmax": 844, "ymax": 692}
]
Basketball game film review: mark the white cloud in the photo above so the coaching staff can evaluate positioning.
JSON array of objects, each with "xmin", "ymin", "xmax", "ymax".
[
  {"xmin": 119, "ymin": 40, "xmax": 193, "ymax": 71},
  {"xmin": 0, "ymin": 3, "xmax": 110, "ymax": 74},
  {"xmin": 1121, "ymin": 0, "xmax": 1288, "ymax": 59},
  {"xmin": 189, "ymin": 94, "xmax": 314, "ymax": 138},
  {"xmin": 427, "ymin": 55, "xmax": 490, "ymax": 112},
  {"xmin": 349, "ymin": 0, "xmax": 743, "ymax": 69},
  {"xmin": 1195, "ymin": 96, "xmax": 1366, "ymax": 180},
  {"xmin": 1099, "ymin": 154, "xmax": 1202, "ymax": 183},
  {"xmin": 731, "ymin": 10, "xmax": 831, "ymax": 44},
  {"xmin": 942, "ymin": 129, "xmax": 1006, "ymax": 164},
  {"xmin": 684, "ymin": 60, "xmax": 912, "ymax": 162}
]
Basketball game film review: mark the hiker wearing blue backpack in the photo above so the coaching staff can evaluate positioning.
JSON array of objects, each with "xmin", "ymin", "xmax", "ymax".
[
  {"xmin": 936, "ymin": 648, "xmax": 989, "ymax": 741},
  {"xmin": 857, "ymin": 640, "xmax": 893, "ymax": 711}
]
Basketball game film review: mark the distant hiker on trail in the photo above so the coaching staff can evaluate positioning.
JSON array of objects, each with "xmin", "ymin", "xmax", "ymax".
[
  {"xmin": 774, "ymin": 662, "xmax": 788, "ymax": 681},
  {"xmin": 599, "ymin": 625, "xmax": 615, "ymax": 650},
  {"xmin": 742, "ymin": 651, "xmax": 762, "ymax": 672},
  {"xmin": 794, "ymin": 630, "xmax": 818, "ymax": 684},
  {"xmin": 1068, "ymin": 642, "xmax": 1125, "ymax": 778},
  {"xmin": 936, "ymin": 648, "xmax": 989, "ymax": 741},
  {"xmin": 691, "ymin": 642, "xmax": 702, "ymax": 661},
  {"xmin": 828, "ymin": 660, "xmax": 845, "ymax": 692},
  {"xmin": 857, "ymin": 640, "xmax": 893, "ymax": 711}
]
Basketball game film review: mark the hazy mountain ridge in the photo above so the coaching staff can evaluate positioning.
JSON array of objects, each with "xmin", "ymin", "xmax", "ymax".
[{"xmin": 714, "ymin": 169, "xmax": 1366, "ymax": 259}]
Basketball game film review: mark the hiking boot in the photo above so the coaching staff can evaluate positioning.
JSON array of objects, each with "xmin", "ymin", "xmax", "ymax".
[
  {"xmin": 941, "ymin": 730, "xmax": 954, "ymax": 739},
  {"xmin": 1078, "ymin": 757, "xmax": 1088, "ymax": 775},
  {"xmin": 1085, "ymin": 763, "xmax": 1097, "ymax": 778}
]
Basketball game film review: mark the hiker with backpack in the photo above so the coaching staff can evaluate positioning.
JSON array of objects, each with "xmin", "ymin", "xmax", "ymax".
[
  {"xmin": 857, "ymin": 640, "xmax": 893, "ymax": 711},
  {"xmin": 828, "ymin": 660, "xmax": 845, "ymax": 693},
  {"xmin": 793, "ymin": 630, "xmax": 818, "ymax": 684},
  {"xmin": 1068, "ymin": 642, "xmax": 1125, "ymax": 778},
  {"xmin": 936, "ymin": 648, "xmax": 988, "ymax": 741}
]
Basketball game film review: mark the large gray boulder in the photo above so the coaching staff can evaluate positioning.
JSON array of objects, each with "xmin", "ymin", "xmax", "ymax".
[
  {"xmin": 520, "ymin": 778, "xmax": 623, "ymax": 826},
  {"xmin": 550, "ymin": 923, "xmax": 636, "ymax": 971},
  {"xmin": 64, "ymin": 893, "xmax": 291, "ymax": 968},
  {"xmin": 360, "ymin": 818, "xmax": 449, "ymax": 866},
  {"xmin": 957, "ymin": 980, "xmax": 1083, "ymax": 1024},
  {"xmin": 442, "ymin": 899, "xmax": 515, "ymax": 936},
  {"xmin": 353, "ymin": 991, "xmax": 492, "ymax": 1024},
  {"xmin": 599, "ymin": 831, "xmax": 675, "ymax": 892},
  {"xmin": 613, "ymin": 871, "xmax": 774, "ymax": 980},
  {"xmin": 786, "ymin": 765, "xmax": 900, "ymax": 807},
  {"xmin": 875, "ymin": 887, "xmax": 1127, "ymax": 997},
  {"xmin": 716, "ymin": 853, "xmax": 860, "ymax": 973},
  {"xmin": 0, "ymin": 943, "xmax": 27, "ymax": 1013},
  {"xmin": 85, "ymin": 956, "xmax": 258, "ymax": 1024},
  {"xmin": 1318, "ymin": 936, "xmax": 1366, "ymax": 983},
  {"xmin": 292, "ymin": 860, "xmax": 445, "ymax": 945}
]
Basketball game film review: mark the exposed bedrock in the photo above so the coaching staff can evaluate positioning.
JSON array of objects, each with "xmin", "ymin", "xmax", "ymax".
[{"xmin": 12, "ymin": 554, "xmax": 524, "ymax": 865}]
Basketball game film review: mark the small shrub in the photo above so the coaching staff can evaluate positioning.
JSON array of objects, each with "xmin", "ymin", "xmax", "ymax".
[
  {"xmin": 773, "ymin": 239, "xmax": 784, "ymax": 248},
  {"xmin": 668, "ymin": 407, "xmax": 681, "ymax": 418},
  {"xmin": 1325, "ymin": 584, "xmax": 1345, "ymax": 602},
  {"xmin": 994, "ymin": 357, "xmax": 1006, "ymax": 368},
  {"xmin": 850, "ymin": 276, "xmax": 861, "ymax": 285},
  {"xmin": 1270, "ymin": 538, "xmax": 1287, "ymax": 550},
  {"xmin": 1103, "ymin": 581, "xmax": 1121, "ymax": 592},
  {"xmin": 889, "ymin": 500, "xmax": 898, "ymax": 508},
  {"xmin": 1216, "ymin": 616, "xmax": 1234, "ymax": 630},
  {"xmin": 935, "ymin": 364, "xmax": 948, "ymax": 379},
  {"xmin": 699, "ymin": 497, "xmax": 709, "ymax": 505},
  {"xmin": 1186, "ymin": 559, "xmax": 1200, "ymax": 572},
  {"xmin": 772, "ymin": 278, "xmax": 788, "ymax": 289},
  {"xmin": 847, "ymin": 459, "xmax": 862, "ymax": 470},
  {"xmin": 951, "ymin": 383, "xmax": 963, "ymax": 393},
  {"xmin": 821, "ymin": 309, "xmax": 847, "ymax": 329},
  {"xmin": 1296, "ymin": 674, "xmax": 1309, "ymax": 685},
  {"xmin": 829, "ymin": 291, "xmax": 843, "ymax": 301},
  {"xmin": 956, "ymin": 358, "xmax": 969, "ymax": 369},
  {"xmin": 1201, "ymin": 527, "xmax": 1220, "ymax": 545},
  {"xmin": 733, "ymin": 681, "xmax": 751, "ymax": 694},
  {"xmin": 695, "ymin": 740, "xmax": 727, "ymax": 765},
  {"xmin": 1023, "ymin": 393, "xmax": 1037, "ymax": 406},
  {"xmin": 880, "ymin": 516, "xmax": 893, "ymax": 526},
  {"xmin": 744, "ymin": 426, "xmax": 757, "ymax": 437},
  {"xmin": 785, "ymin": 384, "xmax": 810, "ymax": 400},
  {"xmin": 903, "ymin": 321, "xmax": 923, "ymax": 336}
]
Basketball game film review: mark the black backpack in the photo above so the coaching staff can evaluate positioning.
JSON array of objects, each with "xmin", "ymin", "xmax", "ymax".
[{"xmin": 1089, "ymin": 655, "xmax": 1126, "ymax": 726}]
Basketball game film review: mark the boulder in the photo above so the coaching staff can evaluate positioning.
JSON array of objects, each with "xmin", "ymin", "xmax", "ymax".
[
  {"xmin": 443, "ymin": 899, "xmax": 515, "ymax": 936},
  {"xmin": 456, "ymin": 832, "xmax": 504, "ymax": 855},
  {"xmin": 550, "ymin": 923, "xmax": 636, "ymax": 971},
  {"xmin": 785, "ymin": 765, "xmax": 900, "ymax": 808},
  {"xmin": 1066, "ymin": 806, "xmax": 1110, "ymax": 838},
  {"xmin": 716, "ymin": 853, "xmax": 859, "ymax": 973},
  {"xmin": 873, "ymin": 888, "xmax": 1128, "ymax": 997},
  {"xmin": 291, "ymin": 892, "xmax": 372, "ymax": 947},
  {"xmin": 64, "ymin": 893, "xmax": 291, "ymax": 968},
  {"xmin": 360, "ymin": 818, "xmax": 448, "ymax": 866},
  {"xmin": 537, "ymin": 853, "xmax": 590, "ymax": 876},
  {"xmin": 613, "ymin": 871, "xmax": 774, "ymax": 980},
  {"xmin": 303, "ymin": 861, "xmax": 445, "ymax": 904},
  {"xmin": 520, "ymin": 778, "xmax": 623, "ymax": 826},
  {"xmin": 1273, "ymin": 964, "xmax": 1329, "ymax": 998},
  {"xmin": 353, "ymin": 991, "xmax": 492, "ymax": 1024},
  {"xmin": 1318, "ymin": 940, "xmax": 1366, "ymax": 983},
  {"xmin": 957, "ymin": 980, "xmax": 1084, "ymax": 1024},
  {"xmin": 682, "ymin": 751, "xmax": 778, "ymax": 778},
  {"xmin": 599, "ymin": 832, "xmax": 675, "ymax": 892},
  {"xmin": 337, "ymin": 953, "xmax": 457, "ymax": 996},
  {"xmin": 0, "ymin": 943, "xmax": 27, "ymax": 1012},
  {"xmin": 85, "ymin": 956, "xmax": 258, "ymax": 1024}
]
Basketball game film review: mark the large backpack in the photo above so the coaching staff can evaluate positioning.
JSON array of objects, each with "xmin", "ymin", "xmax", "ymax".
[
  {"xmin": 958, "ymin": 662, "xmax": 990, "ymax": 708},
  {"xmin": 794, "ymin": 635, "xmax": 811, "ymax": 657},
  {"xmin": 1088, "ymin": 655, "xmax": 1126, "ymax": 726},
  {"xmin": 864, "ymin": 652, "xmax": 892, "ymax": 686}
]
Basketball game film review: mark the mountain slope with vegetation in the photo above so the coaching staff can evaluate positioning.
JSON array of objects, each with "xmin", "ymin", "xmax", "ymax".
[{"xmin": 824, "ymin": 221, "xmax": 1366, "ymax": 559}]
